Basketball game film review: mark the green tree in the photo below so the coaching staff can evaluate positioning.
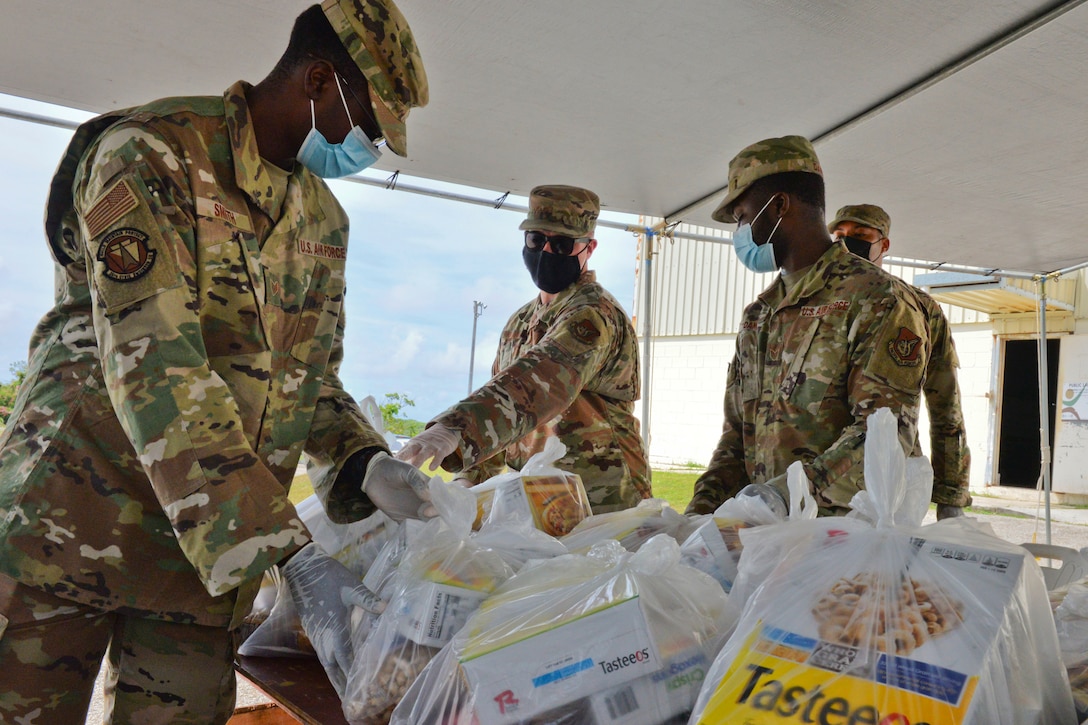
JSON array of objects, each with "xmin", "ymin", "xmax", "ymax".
[
  {"xmin": 379, "ymin": 392, "xmax": 425, "ymax": 437},
  {"xmin": 0, "ymin": 361, "xmax": 27, "ymax": 424}
]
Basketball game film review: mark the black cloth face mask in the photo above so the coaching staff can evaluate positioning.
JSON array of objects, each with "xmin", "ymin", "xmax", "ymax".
[
  {"xmin": 842, "ymin": 234, "xmax": 878, "ymax": 260},
  {"xmin": 523, "ymin": 246, "xmax": 582, "ymax": 294}
]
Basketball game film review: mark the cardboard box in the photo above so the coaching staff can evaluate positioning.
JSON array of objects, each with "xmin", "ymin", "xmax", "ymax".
[{"xmin": 461, "ymin": 597, "xmax": 661, "ymax": 725}]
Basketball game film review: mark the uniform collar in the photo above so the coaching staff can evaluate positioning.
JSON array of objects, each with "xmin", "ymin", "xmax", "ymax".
[
  {"xmin": 758, "ymin": 241, "xmax": 844, "ymax": 310},
  {"xmin": 223, "ymin": 81, "xmax": 282, "ymax": 221}
]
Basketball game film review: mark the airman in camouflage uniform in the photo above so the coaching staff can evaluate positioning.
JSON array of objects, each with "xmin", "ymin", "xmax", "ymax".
[
  {"xmin": 687, "ymin": 137, "xmax": 930, "ymax": 517},
  {"xmin": 398, "ymin": 186, "xmax": 651, "ymax": 514},
  {"xmin": 0, "ymin": 1, "xmax": 428, "ymax": 721},
  {"xmin": 829, "ymin": 203, "xmax": 972, "ymax": 518}
]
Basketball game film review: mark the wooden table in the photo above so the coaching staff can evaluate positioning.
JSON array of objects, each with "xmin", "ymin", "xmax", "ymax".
[{"xmin": 235, "ymin": 656, "xmax": 349, "ymax": 725}]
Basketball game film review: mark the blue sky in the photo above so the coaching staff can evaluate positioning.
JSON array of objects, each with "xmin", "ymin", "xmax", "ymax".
[{"xmin": 0, "ymin": 93, "xmax": 641, "ymax": 424}]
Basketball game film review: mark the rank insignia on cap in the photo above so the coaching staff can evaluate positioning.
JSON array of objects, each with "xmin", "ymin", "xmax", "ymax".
[
  {"xmin": 888, "ymin": 326, "xmax": 923, "ymax": 366},
  {"xmin": 570, "ymin": 318, "xmax": 601, "ymax": 345},
  {"xmin": 97, "ymin": 228, "xmax": 156, "ymax": 282}
]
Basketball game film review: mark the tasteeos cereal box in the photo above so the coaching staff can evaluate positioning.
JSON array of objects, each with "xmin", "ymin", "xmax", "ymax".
[{"xmin": 694, "ymin": 526, "xmax": 1073, "ymax": 724}]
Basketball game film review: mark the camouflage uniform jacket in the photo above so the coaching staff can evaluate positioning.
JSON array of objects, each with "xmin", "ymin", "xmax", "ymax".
[
  {"xmin": 687, "ymin": 243, "xmax": 929, "ymax": 516},
  {"xmin": 914, "ymin": 287, "xmax": 972, "ymax": 507},
  {"xmin": 435, "ymin": 271, "xmax": 650, "ymax": 514},
  {"xmin": 0, "ymin": 82, "xmax": 387, "ymax": 627}
]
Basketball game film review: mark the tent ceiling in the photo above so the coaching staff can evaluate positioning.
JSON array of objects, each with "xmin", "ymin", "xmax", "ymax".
[{"xmin": 3, "ymin": 0, "xmax": 1086, "ymax": 273}]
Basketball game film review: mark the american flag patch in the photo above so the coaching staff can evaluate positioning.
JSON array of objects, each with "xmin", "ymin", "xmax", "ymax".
[{"xmin": 85, "ymin": 179, "xmax": 139, "ymax": 239}]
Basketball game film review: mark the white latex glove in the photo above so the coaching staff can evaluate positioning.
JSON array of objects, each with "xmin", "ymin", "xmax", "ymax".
[
  {"xmin": 394, "ymin": 423, "xmax": 461, "ymax": 471},
  {"xmin": 282, "ymin": 543, "xmax": 385, "ymax": 693},
  {"xmin": 362, "ymin": 451, "xmax": 437, "ymax": 522}
]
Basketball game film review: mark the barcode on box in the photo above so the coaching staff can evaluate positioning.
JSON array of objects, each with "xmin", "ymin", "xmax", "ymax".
[{"xmin": 606, "ymin": 686, "xmax": 640, "ymax": 719}]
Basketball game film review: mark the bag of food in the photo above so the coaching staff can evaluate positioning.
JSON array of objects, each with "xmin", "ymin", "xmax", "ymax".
[
  {"xmin": 1050, "ymin": 579, "xmax": 1088, "ymax": 720},
  {"xmin": 341, "ymin": 478, "xmax": 565, "ymax": 724},
  {"xmin": 690, "ymin": 408, "xmax": 1076, "ymax": 725},
  {"xmin": 679, "ymin": 464, "xmax": 817, "ymax": 593},
  {"xmin": 238, "ymin": 498, "xmax": 394, "ymax": 660},
  {"xmin": 561, "ymin": 498, "xmax": 693, "ymax": 555},
  {"xmin": 472, "ymin": 436, "xmax": 593, "ymax": 537},
  {"xmin": 390, "ymin": 534, "xmax": 738, "ymax": 725}
]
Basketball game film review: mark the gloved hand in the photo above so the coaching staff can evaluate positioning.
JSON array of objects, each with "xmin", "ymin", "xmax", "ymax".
[
  {"xmin": 936, "ymin": 503, "xmax": 965, "ymax": 520},
  {"xmin": 395, "ymin": 423, "xmax": 460, "ymax": 471},
  {"xmin": 362, "ymin": 451, "xmax": 437, "ymax": 522},
  {"xmin": 735, "ymin": 481, "xmax": 789, "ymax": 519},
  {"xmin": 281, "ymin": 543, "xmax": 385, "ymax": 693}
]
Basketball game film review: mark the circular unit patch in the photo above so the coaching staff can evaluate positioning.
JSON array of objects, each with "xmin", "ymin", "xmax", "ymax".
[{"xmin": 97, "ymin": 228, "xmax": 156, "ymax": 282}]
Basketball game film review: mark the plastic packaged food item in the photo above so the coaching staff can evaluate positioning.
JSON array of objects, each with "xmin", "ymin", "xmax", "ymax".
[
  {"xmin": 472, "ymin": 437, "xmax": 592, "ymax": 537},
  {"xmin": 561, "ymin": 499, "xmax": 693, "ymax": 555},
  {"xmin": 679, "ymin": 464, "xmax": 816, "ymax": 592},
  {"xmin": 238, "ymin": 500, "xmax": 394, "ymax": 661},
  {"xmin": 342, "ymin": 478, "xmax": 565, "ymax": 724},
  {"xmin": 390, "ymin": 535, "xmax": 737, "ymax": 725},
  {"xmin": 690, "ymin": 408, "xmax": 1077, "ymax": 725}
]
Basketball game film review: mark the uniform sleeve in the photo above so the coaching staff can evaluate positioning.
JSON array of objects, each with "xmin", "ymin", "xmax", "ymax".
[
  {"xmin": 687, "ymin": 358, "xmax": 750, "ymax": 514},
  {"xmin": 304, "ymin": 302, "xmax": 391, "ymax": 522},
  {"xmin": 803, "ymin": 289, "xmax": 928, "ymax": 509},
  {"xmin": 923, "ymin": 309, "xmax": 972, "ymax": 507},
  {"xmin": 76, "ymin": 122, "xmax": 307, "ymax": 597},
  {"xmin": 434, "ymin": 305, "xmax": 616, "ymax": 472}
]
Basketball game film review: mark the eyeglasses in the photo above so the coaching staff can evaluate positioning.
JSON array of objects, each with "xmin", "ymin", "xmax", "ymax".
[{"xmin": 524, "ymin": 231, "xmax": 590, "ymax": 256}]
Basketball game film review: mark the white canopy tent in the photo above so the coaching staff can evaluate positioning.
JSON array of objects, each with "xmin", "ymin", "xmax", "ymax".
[{"xmin": 3, "ymin": 0, "xmax": 1087, "ymax": 538}]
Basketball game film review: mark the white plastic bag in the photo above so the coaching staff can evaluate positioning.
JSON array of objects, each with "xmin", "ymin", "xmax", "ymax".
[
  {"xmin": 690, "ymin": 408, "xmax": 1076, "ymax": 725},
  {"xmin": 471, "ymin": 436, "xmax": 592, "ymax": 537},
  {"xmin": 561, "ymin": 498, "xmax": 691, "ymax": 554},
  {"xmin": 391, "ymin": 535, "xmax": 737, "ymax": 725},
  {"xmin": 341, "ymin": 478, "xmax": 565, "ymax": 724},
  {"xmin": 679, "ymin": 461, "xmax": 816, "ymax": 592}
]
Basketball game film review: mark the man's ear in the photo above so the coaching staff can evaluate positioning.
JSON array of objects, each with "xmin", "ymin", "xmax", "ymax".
[
  {"xmin": 303, "ymin": 59, "xmax": 336, "ymax": 100},
  {"xmin": 772, "ymin": 192, "xmax": 790, "ymax": 218},
  {"xmin": 881, "ymin": 238, "xmax": 891, "ymax": 255}
]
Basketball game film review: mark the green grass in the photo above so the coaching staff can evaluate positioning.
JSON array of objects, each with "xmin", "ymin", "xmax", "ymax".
[{"xmin": 650, "ymin": 470, "xmax": 700, "ymax": 512}]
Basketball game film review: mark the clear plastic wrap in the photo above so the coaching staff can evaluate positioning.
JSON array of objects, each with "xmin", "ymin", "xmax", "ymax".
[
  {"xmin": 472, "ymin": 436, "xmax": 592, "ymax": 537},
  {"xmin": 1051, "ymin": 579, "xmax": 1088, "ymax": 720},
  {"xmin": 238, "ymin": 498, "xmax": 394, "ymax": 660},
  {"xmin": 561, "ymin": 498, "xmax": 694, "ymax": 555},
  {"xmin": 679, "ymin": 462, "xmax": 816, "ymax": 593},
  {"xmin": 690, "ymin": 408, "xmax": 1077, "ymax": 725},
  {"xmin": 391, "ymin": 535, "xmax": 738, "ymax": 725},
  {"xmin": 341, "ymin": 478, "xmax": 565, "ymax": 724}
]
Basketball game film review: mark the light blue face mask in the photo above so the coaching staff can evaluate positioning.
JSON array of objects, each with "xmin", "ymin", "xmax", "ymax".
[
  {"xmin": 297, "ymin": 74, "xmax": 382, "ymax": 178},
  {"xmin": 731, "ymin": 195, "xmax": 782, "ymax": 274}
]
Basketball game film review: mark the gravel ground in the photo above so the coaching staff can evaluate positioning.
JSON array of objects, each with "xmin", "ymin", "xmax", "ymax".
[{"xmin": 82, "ymin": 506, "xmax": 1088, "ymax": 723}]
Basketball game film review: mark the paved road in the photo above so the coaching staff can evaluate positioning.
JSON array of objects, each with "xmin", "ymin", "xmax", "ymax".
[{"xmin": 83, "ymin": 504, "xmax": 1088, "ymax": 723}]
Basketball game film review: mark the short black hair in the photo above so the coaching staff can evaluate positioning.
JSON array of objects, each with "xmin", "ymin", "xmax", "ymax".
[
  {"xmin": 267, "ymin": 5, "xmax": 362, "ymax": 86},
  {"xmin": 747, "ymin": 171, "xmax": 825, "ymax": 212}
]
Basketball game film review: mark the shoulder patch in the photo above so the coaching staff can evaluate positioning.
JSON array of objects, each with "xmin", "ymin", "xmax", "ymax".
[
  {"xmin": 85, "ymin": 179, "xmax": 139, "ymax": 239},
  {"xmin": 888, "ymin": 326, "xmax": 923, "ymax": 366},
  {"xmin": 97, "ymin": 228, "xmax": 156, "ymax": 282},
  {"xmin": 570, "ymin": 318, "xmax": 601, "ymax": 345}
]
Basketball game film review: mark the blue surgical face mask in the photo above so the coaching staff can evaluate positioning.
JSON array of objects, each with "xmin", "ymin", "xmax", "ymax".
[
  {"xmin": 731, "ymin": 195, "xmax": 782, "ymax": 274},
  {"xmin": 297, "ymin": 74, "xmax": 382, "ymax": 178}
]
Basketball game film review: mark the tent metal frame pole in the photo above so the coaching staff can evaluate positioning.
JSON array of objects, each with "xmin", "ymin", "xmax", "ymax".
[
  {"xmin": 640, "ymin": 229, "xmax": 655, "ymax": 449},
  {"xmin": 1035, "ymin": 277, "xmax": 1053, "ymax": 546}
]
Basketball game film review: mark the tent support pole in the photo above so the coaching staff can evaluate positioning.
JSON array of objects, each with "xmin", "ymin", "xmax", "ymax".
[
  {"xmin": 1035, "ymin": 276, "xmax": 1053, "ymax": 545},
  {"xmin": 640, "ymin": 229, "xmax": 655, "ymax": 450}
]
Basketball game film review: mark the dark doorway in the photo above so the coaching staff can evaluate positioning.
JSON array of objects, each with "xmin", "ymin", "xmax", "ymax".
[{"xmin": 997, "ymin": 338, "xmax": 1059, "ymax": 488}]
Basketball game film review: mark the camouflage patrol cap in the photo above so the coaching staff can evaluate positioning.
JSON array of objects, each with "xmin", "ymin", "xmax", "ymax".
[
  {"xmin": 828, "ymin": 204, "xmax": 891, "ymax": 238},
  {"xmin": 518, "ymin": 185, "xmax": 601, "ymax": 238},
  {"xmin": 322, "ymin": 0, "xmax": 428, "ymax": 157},
  {"xmin": 711, "ymin": 135, "xmax": 823, "ymax": 223}
]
